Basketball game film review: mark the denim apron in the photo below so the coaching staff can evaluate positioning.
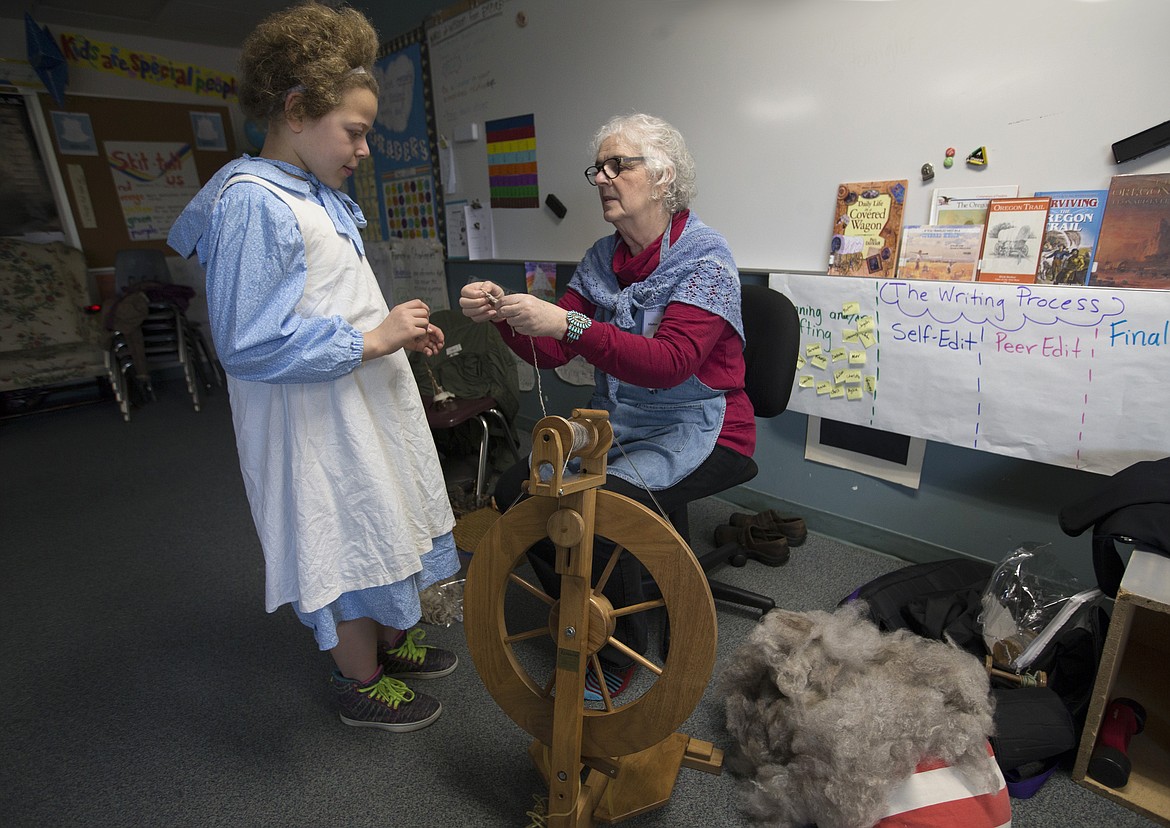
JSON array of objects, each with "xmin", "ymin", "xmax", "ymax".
[
  {"xmin": 573, "ymin": 220, "xmax": 735, "ymax": 490},
  {"xmin": 590, "ymin": 326, "xmax": 727, "ymax": 491}
]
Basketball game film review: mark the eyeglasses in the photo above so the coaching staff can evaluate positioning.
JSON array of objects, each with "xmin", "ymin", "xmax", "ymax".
[{"xmin": 584, "ymin": 156, "xmax": 645, "ymax": 185}]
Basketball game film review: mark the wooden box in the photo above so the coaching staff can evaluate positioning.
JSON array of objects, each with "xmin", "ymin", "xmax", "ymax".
[{"xmin": 1073, "ymin": 549, "xmax": 1170, "ymax": 825}]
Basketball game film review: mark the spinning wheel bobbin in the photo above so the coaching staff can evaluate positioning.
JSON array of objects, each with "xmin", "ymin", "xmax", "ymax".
[{"xmin": 464, "ymin": 409, "xmax": 723, "ymax": 827}]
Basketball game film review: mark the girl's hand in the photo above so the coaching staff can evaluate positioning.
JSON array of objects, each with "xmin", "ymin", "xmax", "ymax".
[
  {"xmin": 363, "ymin": 299, "xmax": 435, "ymax": 359},
  {"xmin": 459, "ymin": 280, "xmax": 504, "ymax": 322},
  {"xmin": 407, "ymin": 322, "xmax": 444, "ymax": 356}
]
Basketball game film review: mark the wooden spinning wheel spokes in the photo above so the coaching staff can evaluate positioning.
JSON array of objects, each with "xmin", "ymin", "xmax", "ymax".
[
  {"xmin": 523, "ymin": 541, "xmax": 669, "ymax": 713},
  {"xmin": 465, "ymin": 489, "xmax": 717, "ymax": 760}
]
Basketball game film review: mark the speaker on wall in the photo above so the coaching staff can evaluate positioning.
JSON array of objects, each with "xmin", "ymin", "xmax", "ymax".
[{"xmin": 1113, "ymin": 119, "xmax": 1170, "ymax": 164}]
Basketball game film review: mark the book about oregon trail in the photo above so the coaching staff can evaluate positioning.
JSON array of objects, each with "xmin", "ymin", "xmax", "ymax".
[
  {"xmin": 928, "ymin": 184, "xmax": 1019, "ymax": 227},
  {"xmin": 975, "ymin": 197, "xmax": 1051, "ymax": 284},
  {"xmin": 828, "ymin": 179, "xmax": 907, "ymax": 278},
  {"xmin": 1034, "ymin": 189, "xmax": 1109, "ymax": 286},
  {"xmin": 1090, "ymin": 173, "xmax": 1170, "ymax": 290}
]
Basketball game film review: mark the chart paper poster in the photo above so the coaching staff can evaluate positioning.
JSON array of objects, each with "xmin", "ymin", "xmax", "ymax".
[
  {"xmin": 105, "ymin": 140, "xmax": 200, "ymax": 241},
  {"xmin": 771, "ymin": 271, "xmax": 1170, "ymax": 475},
  {"xmin": 392, "ymin": 239, "xmax": 449, "ymax": 311}
]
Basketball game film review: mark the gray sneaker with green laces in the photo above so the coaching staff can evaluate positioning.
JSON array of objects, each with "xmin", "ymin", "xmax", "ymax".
[
  {"xmin": 330, "ymin": 669, "xmax": 441, "ymax": 732},
  {"xmin": 380, "ymin": 628, "xmax": 458, "ymax": 679}
]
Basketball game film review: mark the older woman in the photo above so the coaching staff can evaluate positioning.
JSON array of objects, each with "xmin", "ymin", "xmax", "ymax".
[{"xmin": 460, "ymin": 113, "xmax": 752, "ymax": 697}]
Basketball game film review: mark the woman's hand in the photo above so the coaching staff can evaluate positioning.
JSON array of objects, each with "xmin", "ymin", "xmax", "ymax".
[
  {"xmin": 495, "ymin": 292, "xmax": 571, "ymax": 339},
  {"xmin": 459, "ymin": 280, "xmax": 504, "ymax": 322},
  {"xmin": 363, "ymin": 299, "xmax": 442, "ymax": 359}
]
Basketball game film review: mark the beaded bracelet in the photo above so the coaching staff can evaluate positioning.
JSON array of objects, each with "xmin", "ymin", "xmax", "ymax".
[{"xmin": 564, "ymin": 310, "xmax": 592, "ymax": 343}]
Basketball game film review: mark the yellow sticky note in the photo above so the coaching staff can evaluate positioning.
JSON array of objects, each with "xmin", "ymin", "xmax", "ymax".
[
  {"xmin": 811, "ymin": 354, "xmax": 829, "ymax": 370},
  {"xmin": 805, "ymin": 343, "xmax": 823, "ymax": 357},
  {"xmin": 829, "ymin": 385, "xmax": 845, "ymax": 399},
  {"xmin": 846, "ymin": 386, "xmax": 863, "ymax": 401},
  {"xmin": 796, "ymin": 355, "xmax": 805, "ymax": 370},
  {"xmin": 842, "ymin": 329, "xmax": 859, "ymax": 342},
  {"xmin": 831, "ymin": 347, "xmax": 847, "ymax": 362},
  {"xmin": 864, "ymin": 375, "xmax": 878, "ymax": 394},
  {"xmin": 857, "ymin": 315, "xmax": 875, "ymax": 334},
  {"xmin": 843, "ymin": 369, "xmax": 863, "ymax": 384},
  {"xmin": 842, "ymin": 301, "xmax": 861, "ymax": 316},
  {"xmin": 816, "ymin": 381, "xmax": 832, "ymax": 395},
  {"xmin": 798, "ymin": 375, "xmax": 815, "ymax": 388},
  {"xmin": 849, "ymin": 350, "xmax": 866, "ymax": 365},
  {"xmin": 859, "ymin": 331, "xmax": 877, "ymax": 348},
  {"xmin": 833, "ymin": 369, "xmax": 847, "ymax": 384}
]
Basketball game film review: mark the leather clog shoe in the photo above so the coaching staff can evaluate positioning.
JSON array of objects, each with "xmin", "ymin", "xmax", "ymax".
[
  {"xmin": 728, "ymin": 509, "xmax": 807, "ymax": 547},
  {"xmin": 712, "ymin": 523, "xmax": 790, "ymax": 566}
]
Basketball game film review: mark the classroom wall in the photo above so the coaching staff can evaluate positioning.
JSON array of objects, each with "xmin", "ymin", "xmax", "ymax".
[
  {"xmin": 0, "ymin": 18, "xmax": 246, "ymax": 335},
  {"xmin": 1, "ymin": 8, "xmax": 1126, "ymax": 588},
  {"xmin": 427, "ymin": 0, "xmax": 1170, "ymax": 270},
  {"xmin": 429, "ymin": 0, "xmax": 1164, "ymax": 588}
]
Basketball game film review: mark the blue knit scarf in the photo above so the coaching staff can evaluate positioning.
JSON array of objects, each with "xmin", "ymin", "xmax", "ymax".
[{"xmin": 569, "ymin": 212, "xmax": 744, "ymax": 344}]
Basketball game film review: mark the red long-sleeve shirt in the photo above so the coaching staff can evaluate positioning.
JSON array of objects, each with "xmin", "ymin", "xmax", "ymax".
[{"xmin": 497, "ymin": 211, "xmax": 755, "ymax": 456}]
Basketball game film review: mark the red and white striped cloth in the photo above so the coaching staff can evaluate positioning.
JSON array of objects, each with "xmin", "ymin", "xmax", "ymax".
[{"xmin": 875, "ymin": 742, "xmax": 1011, "ymax": 827}]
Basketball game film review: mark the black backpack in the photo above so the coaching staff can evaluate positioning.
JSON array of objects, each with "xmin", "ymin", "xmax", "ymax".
[{"xmin": 842, "ymin": 558, "xmax": 1107, "ymax": 784}]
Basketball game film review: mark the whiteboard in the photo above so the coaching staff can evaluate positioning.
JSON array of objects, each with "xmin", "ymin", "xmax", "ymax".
[
  {"xmin": 770, "ymin": 272, "xmax": 1170, "ymax": 475},
  {"xmin": 426, "ymin": 0, "xmax": 1170, "ymax": 271}
]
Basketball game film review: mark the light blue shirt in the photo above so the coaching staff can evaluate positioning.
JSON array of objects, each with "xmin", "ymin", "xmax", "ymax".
[{"xmin": 168, "ymin": 156, "xmax": 367, "ymax": 384}]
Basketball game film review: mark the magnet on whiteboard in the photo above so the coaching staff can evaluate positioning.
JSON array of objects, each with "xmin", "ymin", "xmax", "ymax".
[
  {"xmin": 966, "ymin": 146, "xmax": 988, "ymax": 166},
  {"xmin": 454, "ymin": 123, "xmax": 479, "ymax": 143},
  {"xmin": 921, "ymin": 162, "xmax": 935, "ymax": 182},
  {"xmin": 545, "ymin": 193, "xmax": 567, "ymax": 219}
]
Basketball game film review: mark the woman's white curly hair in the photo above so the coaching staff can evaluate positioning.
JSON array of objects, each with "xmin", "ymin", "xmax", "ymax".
[{"xmin": 590, "ymin": 113, "xmax": 697, "ymax": 214}]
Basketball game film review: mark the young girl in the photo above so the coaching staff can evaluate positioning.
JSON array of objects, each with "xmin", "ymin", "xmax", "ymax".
[{"xmin": 168, "ymin": 2, "xmax": 459, "ymax": 733}]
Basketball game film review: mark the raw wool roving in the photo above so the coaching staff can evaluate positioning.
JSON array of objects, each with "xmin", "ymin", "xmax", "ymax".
[{"xmin": 719, "ymin": 602, "xmax": 998, "ymax": 828}]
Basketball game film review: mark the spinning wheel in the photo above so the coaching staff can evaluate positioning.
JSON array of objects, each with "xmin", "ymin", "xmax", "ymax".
[{"xmin": 465, "ymin": 410, "xmax": 723, "ymax": 827}]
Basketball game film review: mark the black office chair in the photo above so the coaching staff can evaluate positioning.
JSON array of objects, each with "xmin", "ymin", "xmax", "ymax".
[{"xmin": 668, "ymin": 282, "xmax": 802, "ymax": 615}]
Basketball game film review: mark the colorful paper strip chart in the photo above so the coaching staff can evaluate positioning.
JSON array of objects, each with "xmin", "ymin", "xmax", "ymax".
[{"xmin": 486, "ymin": 113, "xmax": 539, "ymax": 208}]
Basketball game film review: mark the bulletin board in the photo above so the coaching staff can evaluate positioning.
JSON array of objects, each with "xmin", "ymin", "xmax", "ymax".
[
  {"xmin": 425, "ymin": 0, "xmax": 1170, "ymax": 270},
  {"xmin": 35, "ymin": 92, "xmax": 236, "ymax": 269},
  {"xmin": 352, "ymin": 28, "xmax": 442, "ymax": 245},
  {"xmin": 771, "ymin": 272, "xmax": 1170, "ymax": 476}
]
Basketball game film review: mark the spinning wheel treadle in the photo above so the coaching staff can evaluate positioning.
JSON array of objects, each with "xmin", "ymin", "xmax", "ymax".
[{"xmin": 463, "ymin": 410, "xmax": 722, "ymax": 826}]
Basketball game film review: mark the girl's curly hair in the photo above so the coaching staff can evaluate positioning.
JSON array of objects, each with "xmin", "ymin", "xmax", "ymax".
[{"xmin": 239, "ymin": 2, "xmax": 379, "ymax": 123}]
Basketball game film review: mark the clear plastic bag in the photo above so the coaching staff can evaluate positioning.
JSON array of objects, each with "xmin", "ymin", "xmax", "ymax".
[{"xmin": 978, "ymin": 542, "xmax": 1103, "ymax": 671}]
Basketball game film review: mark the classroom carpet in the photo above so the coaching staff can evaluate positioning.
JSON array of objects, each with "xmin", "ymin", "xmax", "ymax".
[{"xmin": 0, "ymin": 380, "xmax": 1158, "ymax": 827}]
